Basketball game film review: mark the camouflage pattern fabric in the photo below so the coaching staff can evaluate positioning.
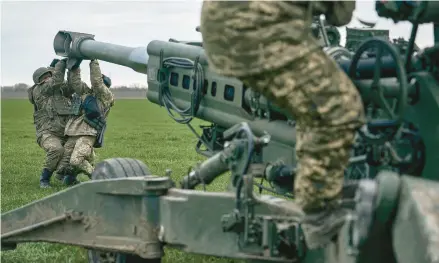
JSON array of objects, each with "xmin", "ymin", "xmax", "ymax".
[
  {"xmin": 61, "ymin": 60, "xmax": 114, "ymax": 176},
  {"xmin": 30, "ymin": 60, "xmax": 74, "ymax": 142},
  {"xmin": 61, "ymin": 135, "xmax": 96, "ymax": 176},
  {"xmin": 64, "ymin": 60, "xmax": 114, "ymax": 137},
  {"xmin": 200, "ymin": 1, "xmax": 366, "ymax": 213},
  {"xmin": 39, "ymin": 133, "xmax": 66, "ymax": 172},
  {"xmin": 89, "ymin": 60, "xmax": 114, "ymax": 109},
  {"xmin": 64, "ymin": 69, "xmax": 95, "ymax": 137},
  {"xmin": 57, "ymin": 139, "xmax": 96, "ymax": 178},
  {"xmin": 29, "ymin": 60, "xmax": 77, "ymax": 181}
]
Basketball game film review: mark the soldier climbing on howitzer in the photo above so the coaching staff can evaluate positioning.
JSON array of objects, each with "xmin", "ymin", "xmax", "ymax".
[
  {"xmin": 200, "ymin": 1, "xmax": 366, "ymax": 249},
  {"xmin": 57, "ymin": 59, "xmax": 114, "ymax": 185},
  {"xmin": 28, "ymin": 58, "xmax": 77, "ymax": 188}
]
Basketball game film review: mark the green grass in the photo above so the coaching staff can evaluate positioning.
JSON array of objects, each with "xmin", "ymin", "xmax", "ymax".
[{"xmin": 1, "ymin": 99, "xmax": 241, "ymax": 263}]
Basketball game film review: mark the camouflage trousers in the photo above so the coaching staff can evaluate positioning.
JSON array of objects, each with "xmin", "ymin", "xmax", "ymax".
[
  {"xmin": 59, "ymin": 135, "xmax": 96, "ymax": 176},
  {"xmin": 39, "ymin": 133, "xmax": 66, "ymax": 172},
  {"xmin": 240, "ymin": 50, "xmax": 366, "ymax": 212},
  {"xmin": 200, "ymin": 1, "xmax": 365, "ymax": 212}
]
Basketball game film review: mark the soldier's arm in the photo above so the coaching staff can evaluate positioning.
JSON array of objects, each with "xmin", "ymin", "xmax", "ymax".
[
  {"xmin": 52, "ymin": 59, "xmax": 67, "ymax": 85},
  {"xmin": 90, "ymin": 60, "xmax": 114, "ymax": 108},
  {"xmin": 81, "ymin": 81, "xmax": 91, "ymax": 94},
  {"xmin": 69, "ymin": 68, "xmax": 90, "ymax": 95},
  {"xmin": 61, "ymin": 72, "xmax": 75, "ymax": 97}
]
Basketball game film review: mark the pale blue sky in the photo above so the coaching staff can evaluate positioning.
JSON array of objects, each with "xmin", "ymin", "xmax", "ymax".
[{"xmin": 0, "ymin": 0, "xmax": 435, "ymax": 87}]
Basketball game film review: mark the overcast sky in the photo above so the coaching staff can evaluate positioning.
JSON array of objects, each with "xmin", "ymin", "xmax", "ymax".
[{"xmin": 0, "ymin": 0, "xmax": 435, "ymax": 87}]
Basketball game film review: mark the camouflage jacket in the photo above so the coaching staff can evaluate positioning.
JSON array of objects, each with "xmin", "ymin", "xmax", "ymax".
[
  {"xmin": 65, "ymin": 60, "xmax": 115, "ymax": 137},
  {"xmin": 29, "ymin": 60, "xmax": 75, "ymax": 144},
  {"xmin": 200, "ymin": 1, "xmax": 355, "ymax": 77}
]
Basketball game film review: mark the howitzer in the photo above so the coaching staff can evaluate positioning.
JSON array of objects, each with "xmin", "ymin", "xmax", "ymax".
[{"xmin": 3, "ymin": 4, "xmax": 439, "ymax": 263}]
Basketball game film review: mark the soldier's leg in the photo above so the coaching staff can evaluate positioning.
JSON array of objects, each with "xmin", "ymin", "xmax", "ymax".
[
  {"xmin": 57, "ymin": 136, "xmax": 80, "ymax": 185},
  {"xmin": 54, "ymin": 136, "xmax": 68, "ymax": 181},
  {"xmin": 241, "ymin": 49, "xmax": 365, "ymax": 248},
  {"xmin": 70, "ymin": 135, "xmax": 96, "ymax": 178},
  {"xmin": 200, "ymin": 1, "xmax": 365, "ymax": 248},
  {"xmin": 39, "ymin": 134, "xmax": 65, "ymax": 188}
]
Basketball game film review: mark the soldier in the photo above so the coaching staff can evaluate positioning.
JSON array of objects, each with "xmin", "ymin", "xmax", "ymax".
[
  {"xmin": 53, "ymin": 62, "xmax": 97, "ymax": 184},
  {"xmin": 28, "ymin": 59, "xmax": 77, "ymax": 188},
  {"xmin": 46, "ymin": 59, "xmax": 79, "ymax": 182},
  {"xmin": 200, "ymin": 1, "xmax": 366, "ymax": 249},
  {"xmin": 59, "ymin": 59, "xmax": 114, "ymax": 185}
]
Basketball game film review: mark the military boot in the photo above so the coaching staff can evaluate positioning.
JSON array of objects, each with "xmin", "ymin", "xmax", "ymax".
[
  {"xmin": 55, "ymin": 166, "xmax": 73, "ymax": 182},
  {"xmin": 39, "ymin": 168, "xmax": 53, "ymax": 188},
  {"xmin": 301, "ymin": 206, "xmax": 348, "ymax": 249},
  {"xmin": 63, "ymin": 174, "xmax": 80, "ymax": 186}
]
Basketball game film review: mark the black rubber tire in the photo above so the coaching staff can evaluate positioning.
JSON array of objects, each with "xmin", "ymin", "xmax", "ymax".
[
  {"xmin": 87, "ymin": 158, "xmax": 161, "ymax": 263},
  {"xmin": 87, "ymin": 251, "xmax": 161, "ymax": 263},
  {"xmin": 91, "ymin": 157, "xmax": 152, "ymax": 180}
]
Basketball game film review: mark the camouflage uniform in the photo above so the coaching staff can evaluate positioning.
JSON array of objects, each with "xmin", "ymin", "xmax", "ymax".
[
  {"xmin": 54, "ymin": 70, "xmax": 96, "ymax": 184},
  {"xmin": 200, "ymin": 1, "xmax": 366, "ymax": 249},
  {"xmin": 47, "ymin": 64, "xmax": 77, "ymax": 183},
  {"xmin": 28, "ymin": 60, "xmax": 75, "ymax": 188},
  {"xmin": 59, "ymin": 59, "xmax": 114, "ymax": 183}
]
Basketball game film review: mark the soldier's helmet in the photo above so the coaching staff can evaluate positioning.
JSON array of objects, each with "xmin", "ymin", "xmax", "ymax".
[
  {"xmin": 102, "ymin": 74, "xmax": 112, "ymax": 88},
  {"xmin": 32, "ymin": 67, "xmax": 52, "ymax": 84}
]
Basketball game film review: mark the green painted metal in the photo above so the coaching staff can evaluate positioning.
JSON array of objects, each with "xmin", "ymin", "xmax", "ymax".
[
  {"xmin": 2, "ymin": 15, "xmax": 439, "ymax": 263},
  {"xmin": 345, "ymin": 27, "xmax": 390, "ymax": 52}
]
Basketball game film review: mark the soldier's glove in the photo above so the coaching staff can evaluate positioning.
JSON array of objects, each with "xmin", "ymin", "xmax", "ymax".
[
  {"xmin": 71, "ymin": 59, "xmax": 82, "ymax": 70},
  {"xmin": 50, "ymin": 59, "xmax": 60, "ymax": 67},
  {"xmin": 102, "ymin": 74, "xmax": 112, "ymax": 88}
]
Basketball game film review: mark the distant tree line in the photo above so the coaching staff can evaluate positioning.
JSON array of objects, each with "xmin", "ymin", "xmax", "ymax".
[{"xmin": 1, "ymin": 83, "xmax": 148, "ymax": 92}]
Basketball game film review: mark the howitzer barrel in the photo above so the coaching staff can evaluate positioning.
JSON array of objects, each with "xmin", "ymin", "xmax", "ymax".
[
  {"xmin": 145, "ymin": 39, "xmax": 418, "ymax": 151},
  {"xmin": 52, "ymin": 31, "xmax": 417, "ymax": 152},
  {"xmin": 53, "ymin": 31, "xmax": 149, "ymax": 73},
  {"xmin": 145, "ymin": 40, "xmax": 298, "ymax": 148}
]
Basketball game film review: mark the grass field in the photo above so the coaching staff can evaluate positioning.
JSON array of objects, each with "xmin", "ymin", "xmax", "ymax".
[{"xmin": 1, "ymin": 99, "xmax": 242, "ymax": 263}]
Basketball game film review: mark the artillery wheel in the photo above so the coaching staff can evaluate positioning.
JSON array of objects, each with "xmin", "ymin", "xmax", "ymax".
[
  {"xmin": 349, "ymin": 37, "xmax": 409, "ymax": 142},
  {"xmin": 87, "ymin": 157, "xmax": 161, "ymax": 263}
]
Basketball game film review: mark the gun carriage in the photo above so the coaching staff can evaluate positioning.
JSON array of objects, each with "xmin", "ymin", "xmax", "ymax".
[{"xmin": 2, "ymin": 5, "xmax": 439, "ymax": 263}]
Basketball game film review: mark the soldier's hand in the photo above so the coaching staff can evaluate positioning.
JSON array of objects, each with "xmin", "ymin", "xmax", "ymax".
[
  {"xmin": 61, "ymin": 58, "xmax": 68, "ymax": 63},
  {"xmin": 50, "ymin": 59, "xmax": 60, "ymax": 67},
  {"xmin": 102, "ymin": 74, "xmax": 112, "ymax": 88},
  {"xmin": 71, "ymin": 59, "xmax": 82, "ymax": 71}
]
